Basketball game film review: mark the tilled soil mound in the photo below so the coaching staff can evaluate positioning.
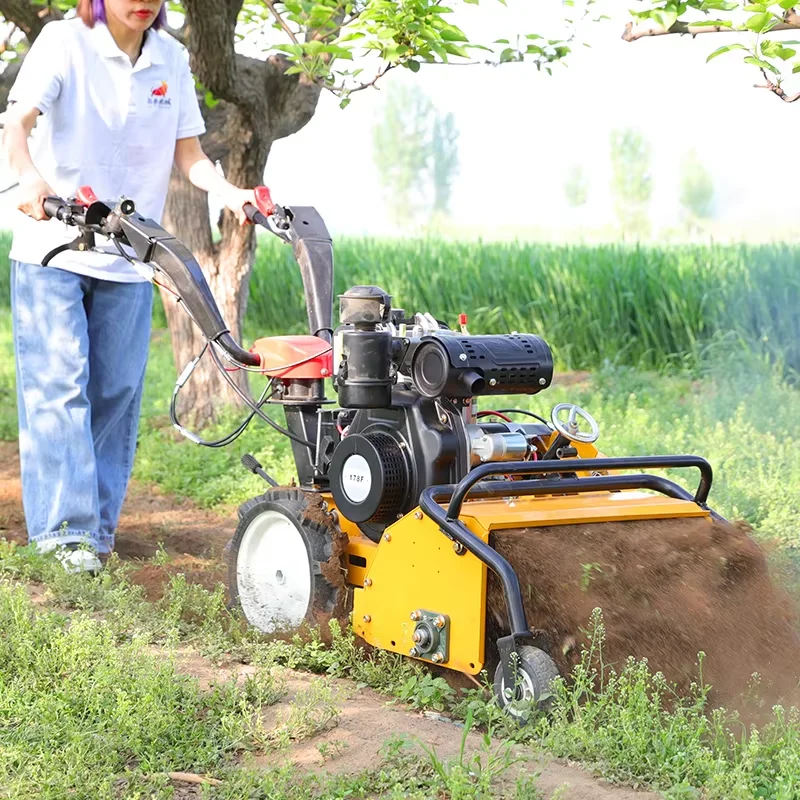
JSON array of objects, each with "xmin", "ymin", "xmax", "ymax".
[{"xmin": 486, "ymin": 517, "xmax": 800, "ymax": 710}]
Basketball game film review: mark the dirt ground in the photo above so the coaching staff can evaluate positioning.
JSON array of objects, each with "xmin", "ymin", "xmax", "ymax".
[{"xmin": 0, "ymin": 440, "xmax": 660, "ymax": 799}]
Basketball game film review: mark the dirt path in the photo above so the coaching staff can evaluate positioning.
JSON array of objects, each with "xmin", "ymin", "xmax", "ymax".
[{"xmin": 0, "ymin": 440, "xmax": 661, "ymax": 799}]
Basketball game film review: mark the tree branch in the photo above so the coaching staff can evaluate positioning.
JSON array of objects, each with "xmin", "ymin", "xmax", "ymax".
[
  {"xmin": 181, "ymin": 0, "xmax": 244, "ymax": 103},
  {"xmin": 755, "ymin": 67, "xmax": 800, "ymax": 101},
  {"xmin": 261, "ymin": 0, "xmax": 299, "ymax": 45},
  {"xmin": 622, "ymin": 9, "xmax": 800, "ymax": 42},
  {"xmin": 0, "ymin": 0, "xmax": 62, "ymax": 42},
  {"xmin": 337, "ymin": 62, "xmax": 395, "ymax": 96}
]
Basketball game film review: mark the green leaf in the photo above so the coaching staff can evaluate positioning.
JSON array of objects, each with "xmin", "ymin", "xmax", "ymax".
[
  {"xmin": 406, "ymin": 59, "xmax": 420, "ymax": 72},
  {"xmin": 203, "ymin": 89, "xmax": 219, "ymax": 109},
  {"xmin": 793, "ymin": 63, "xmax": 800, "ymax": 73},
  {"xmin": 744, "ymin": 55, "xmax": 780, "ymax": 73},
  {"xmin": 691, "ymin": 19, "xmax": 733, "ymax": 28},
  {"xmin": 745, "ymin": 12, "xmax": 777, "ymax": 33},
  {"xmin": 706, "ymin": 43, "xmax": 747, "ymax": 62},
  {"xmin": 652, "ymin": 9, "xmax": 678, "ymax": 30}
]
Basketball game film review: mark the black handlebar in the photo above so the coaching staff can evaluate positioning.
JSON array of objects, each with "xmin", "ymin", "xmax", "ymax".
[
  {"xmin": 244, "ymin": 203, "xmax": 269, "ymax": 227},
  {"xmin": 43, "ymin": 196, "xmax": 69, "ymax": 222}
]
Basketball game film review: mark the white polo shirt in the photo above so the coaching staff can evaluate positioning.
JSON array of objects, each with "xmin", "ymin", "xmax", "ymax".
[{"xmin": 7, "ymin": 18, "xmax": 206, "ymax": 281}]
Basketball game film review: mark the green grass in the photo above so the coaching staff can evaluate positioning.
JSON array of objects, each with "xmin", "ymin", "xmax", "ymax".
[
  {"xmin": 247, "ymin": 236, "xmax": 800, "ymax": 374},
  {"xmin": 3, "ymin": 234, "xmax": 800, "ymax": 374},
  {"xmin": 3, "ymin": 548, "xmax": 800, "ymax": 800},
  {"xmin": 0, "ymin": 554, "xmax": 546, "ymax": 800}
]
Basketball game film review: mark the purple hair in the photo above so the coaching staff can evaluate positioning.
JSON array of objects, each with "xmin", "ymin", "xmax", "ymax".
[{"xmin": 88, "ymin": 0, "xmax": 167, "ymax": 29}]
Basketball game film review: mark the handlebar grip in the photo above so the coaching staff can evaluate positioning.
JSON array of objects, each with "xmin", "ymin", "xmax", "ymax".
[
  {"xmin": 43, "ymin": 197, "xmax": 68, "ymax": 221},
  {"xmin": 244, "ymin": 203, "xmax": 263, "ymax": 224}
]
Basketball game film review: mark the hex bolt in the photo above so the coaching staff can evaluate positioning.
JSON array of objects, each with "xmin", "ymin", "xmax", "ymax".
[
  {"xmin": 410, "ymin": 610, "xmax": 422, "ymax": 621},
  {"xmin": 434, "ymin": 615, "xmax": 446, "ymax": 630},
  {"xmin": 412, "ymin": 632, "xmax": 423, "ymax": 643},
  {"xmin": 459, "ymin": 353, "xmax": 467, "ymax": 362},
  {"xmin": 383, "ymin": 533, "xmax": 392, "ymax": 542},
  {"xmin": 363, "ymin": 615, "xmax": 371, "ymax": 623},
  {"xmin": 364, "ymin": 578, "xmax": 372, "ymax": 587},
  {"xmin": 539, "ymin": 377, "xmax": 547, "ymax": 386},
  {"xmin": 409, "ymin": 647, "xmax": 419, "ymax": 657},
  {"xmin": 330, "ymin": 510, "xmax": 339, "ymax": 525},
  {"xmin": 414, "ymin": 511, "xmax": 423, "ymax": 520},
  {"xmin": 489, "ymin": 378, "xmax": 497, "ymax": 387},
  {"xmin": 431, "ymin": 653, "xmax": 444, "ymax": 664},
  {"xmin": 396, "ymin": 512, "xmax": 403, "ymax": 519},
  {"xmin": 453, "ymin": 542, "xmax": 466, "ymax": 555},
  {"xmin": 439, "ymin": 414, "xmax": 448, "ymax": 425}
]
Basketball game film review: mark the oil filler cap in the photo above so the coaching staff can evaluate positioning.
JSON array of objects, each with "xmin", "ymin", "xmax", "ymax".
[{"xmin": 330, "ymin": 432, "xmax": 409, "ymax": 524}]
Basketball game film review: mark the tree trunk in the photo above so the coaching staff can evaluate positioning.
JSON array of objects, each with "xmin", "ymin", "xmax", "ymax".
[
  {"xmin": 161, "ymin": 103, "xmax": 274, "ymax": 425},
  {"xmin": 158, "ymin": 0, "xmax": 321, "ymax": 429}
]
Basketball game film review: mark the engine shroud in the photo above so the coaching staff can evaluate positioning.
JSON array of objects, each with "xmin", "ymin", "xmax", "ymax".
[{"xmin": 328, "ymin": 388, "xmax": 470, "ymax": 541}]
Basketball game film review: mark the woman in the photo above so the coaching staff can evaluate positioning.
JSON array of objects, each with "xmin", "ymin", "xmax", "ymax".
[{"xmin": 2, "ymin": 0, "xmax": 255, "ymax": 572}]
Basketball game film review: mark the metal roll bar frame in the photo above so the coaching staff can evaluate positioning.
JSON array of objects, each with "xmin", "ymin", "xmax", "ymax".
[{"xmin": 418, "ymin": 455, "xmax": 716, "ymax": 694}]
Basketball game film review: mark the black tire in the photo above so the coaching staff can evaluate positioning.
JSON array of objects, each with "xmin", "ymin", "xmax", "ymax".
[
  {"xmin": 493, "ymin": 645, "xmax": 560, "ymax": 723},
  {"xmin": 228, "ymin": 488, "xmax": 348, "ymax": 635}
]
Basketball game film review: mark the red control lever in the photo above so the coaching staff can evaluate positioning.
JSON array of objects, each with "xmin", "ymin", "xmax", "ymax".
[
  {"xmin": 244, "ymin": 185, "xmax": 277, "ymax": 226},
  {"xmin": 254, "ymin": 186, "xmax": 275, "ymax": 217},
  {"xmin": 75, "ymin": 186, "xmax": 98, "ymax": 207}
]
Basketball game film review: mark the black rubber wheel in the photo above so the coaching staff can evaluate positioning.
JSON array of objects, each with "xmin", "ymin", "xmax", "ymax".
[
  {"xmin": 228, "ymin": 488, "xmax": 348, "ymax": 634},
  {"xmin": 493, "ymin": 645, "xmax": 560, "ymax": 723}
]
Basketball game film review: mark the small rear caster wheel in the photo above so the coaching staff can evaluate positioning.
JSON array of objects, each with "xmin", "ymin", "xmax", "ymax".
[
  {"xmin": 228, "ymin": 488, "xmax": 347, "ymax": 634},
  {"xmin": 493, "ymin": 645, "xmax": 560, "ymax": 723}
]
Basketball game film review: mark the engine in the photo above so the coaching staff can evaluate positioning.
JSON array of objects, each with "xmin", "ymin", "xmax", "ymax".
[{"xmin": 281, "ymin": 285, "xmax": 555, "ymax": 542}]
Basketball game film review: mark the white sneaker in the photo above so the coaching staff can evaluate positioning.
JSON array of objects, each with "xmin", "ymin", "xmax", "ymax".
[{"xmin": 55, "ymin": 546, "xmax": 103, "ymax": 574}]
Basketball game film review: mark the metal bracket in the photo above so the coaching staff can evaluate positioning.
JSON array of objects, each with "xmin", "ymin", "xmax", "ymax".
[{"xmin": 410, "ymin": 609, "xmax": 450, "ymax": 664}]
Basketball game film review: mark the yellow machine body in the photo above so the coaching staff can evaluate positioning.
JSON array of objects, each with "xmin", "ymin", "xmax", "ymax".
[{"xmin": 326, "ymin": 487, "xmax": 710, "ymax": 676}]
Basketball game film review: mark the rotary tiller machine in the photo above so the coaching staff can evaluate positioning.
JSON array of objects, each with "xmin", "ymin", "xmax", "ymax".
[{"xmin": 43, "ymin": 187, "xmax": 721, "ymax": 717}]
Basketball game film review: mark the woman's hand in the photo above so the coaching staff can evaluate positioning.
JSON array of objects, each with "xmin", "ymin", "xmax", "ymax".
[
  {"xmin": 223, "ymin": 187, "xmax": 257, "ymax": 226},
  {"xmin": 16, "ymin": 173, "xmax": 55, "ymax": 221}
]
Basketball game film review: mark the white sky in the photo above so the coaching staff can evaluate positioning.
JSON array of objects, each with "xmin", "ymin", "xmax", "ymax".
[{"xmin": 259, "ymin": 1, "xmax": 800, "ymax": 239}]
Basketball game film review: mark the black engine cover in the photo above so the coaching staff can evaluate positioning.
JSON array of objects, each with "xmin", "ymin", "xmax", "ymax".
[{"xmin": 328, "ymin": 387, "xmax": 469, "ymax": 541}]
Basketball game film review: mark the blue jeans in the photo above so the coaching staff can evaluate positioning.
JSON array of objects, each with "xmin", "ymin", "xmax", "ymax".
[{"xmin": 11, "ymin": 260, "xmax": 152, "ymax": 554}]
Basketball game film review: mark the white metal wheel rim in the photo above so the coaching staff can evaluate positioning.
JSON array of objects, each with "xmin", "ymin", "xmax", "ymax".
[
  {"xmin": 236, "ymin": 509, "xmax": 312, "ymax": 633},
  {"xmin": 499, "ymin": 668, "xmax": 537, "ymax": 718}
]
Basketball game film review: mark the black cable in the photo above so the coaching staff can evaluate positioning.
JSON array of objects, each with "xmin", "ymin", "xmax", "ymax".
[
  {"xmin": 208, "ymin": 343, "xmax": 316, "ymax": 449},
  {"xmin": 112, "ymin": 229, "xmax": 314, "ymax": 451},
  {"xmin": 494, "ymin": 408, "xmax": 552, "ymax": 426},
  {"xmin": 170, "ymin": 353, "xmax": 275, "ymax": 447}
]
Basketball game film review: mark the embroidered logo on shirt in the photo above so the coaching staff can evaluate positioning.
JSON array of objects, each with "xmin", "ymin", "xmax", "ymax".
[{"xmin": 148, "ymin": 81, "xmax": 171, "ymax": 106}]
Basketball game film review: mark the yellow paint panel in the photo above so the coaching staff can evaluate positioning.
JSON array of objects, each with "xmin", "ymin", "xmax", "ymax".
[
  {"xmin": 352, "ymin": 513, "xmax": 488, "ymax": 675},
  {"xmin": 320, "ymin": 494, "xmax": 377, "ymax": 588},
  {"xmin": 460, "ymin": 492, "xmax": 709, "ymax": 532}
]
